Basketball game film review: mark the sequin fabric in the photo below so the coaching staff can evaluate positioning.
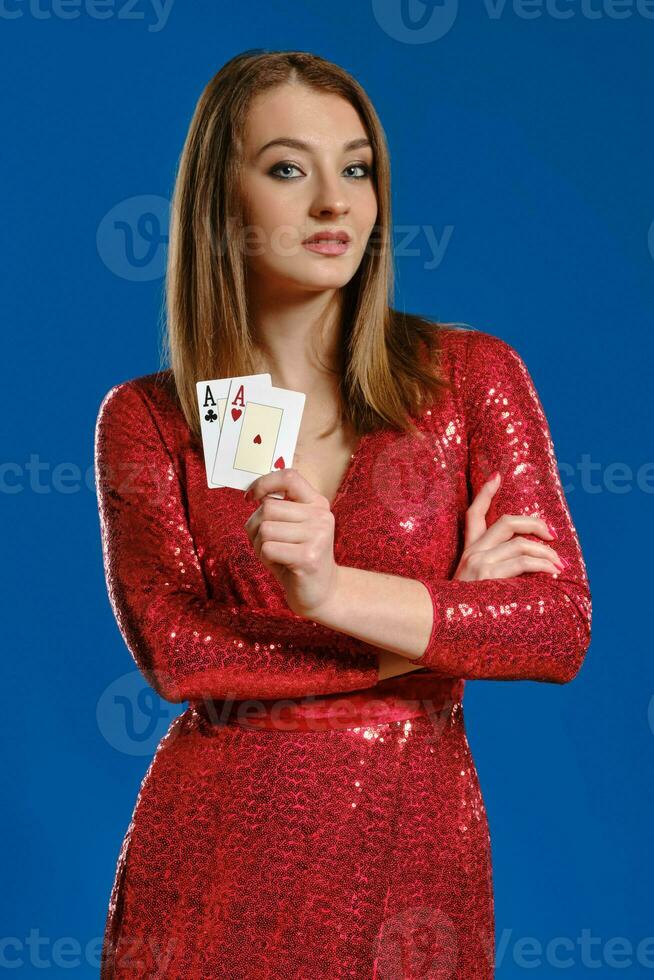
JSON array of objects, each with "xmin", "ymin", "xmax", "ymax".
[{"xmin": 94, "ymin": 327, "xmax": 592, "ymax": 979}]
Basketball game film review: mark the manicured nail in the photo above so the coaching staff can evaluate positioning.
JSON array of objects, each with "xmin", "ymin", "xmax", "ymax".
[
  {"xmin": 490, "ymin": 471, "xmax": 501, "ymax": 485},
  {"xmin": 547, "ymin": 522, "xmax": 558, "ymax": 539}
]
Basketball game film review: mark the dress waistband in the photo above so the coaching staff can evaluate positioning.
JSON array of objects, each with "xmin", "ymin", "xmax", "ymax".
[{"xmin": 191, "ymin": 672, "xmax": 464, "ymax": 733}]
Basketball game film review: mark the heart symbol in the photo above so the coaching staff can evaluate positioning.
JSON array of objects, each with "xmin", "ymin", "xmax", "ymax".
[
  {"xmin": 273, "ymin": 456, "xmax": 286, "ymax": 470},
  {"xmin": 231, "ymin": 408, "xmax": 242, "ymax": 421},
  {"xmin": 253, "ymin": 434, "xmax": 262, "ymax": 444}
]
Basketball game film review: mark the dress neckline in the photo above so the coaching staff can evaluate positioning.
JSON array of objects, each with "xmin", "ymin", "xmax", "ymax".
[{"xmin": 330, "ymin": 431, "xmax": 369, "ymax": 510}]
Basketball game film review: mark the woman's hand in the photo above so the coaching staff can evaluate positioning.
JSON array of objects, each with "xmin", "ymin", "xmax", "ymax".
[
  {"xmin": 243, "ymin": 468, "xmax": 339, "ymax": 618},
  {"xmin": 454, "ymin": 471, "xmax": 567, "ymax": 581}
]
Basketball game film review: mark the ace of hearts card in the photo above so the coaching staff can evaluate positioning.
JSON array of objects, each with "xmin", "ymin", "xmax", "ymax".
[{"xmin": 210, "ymin": 376, "xmax": 306, "ymax": 496}]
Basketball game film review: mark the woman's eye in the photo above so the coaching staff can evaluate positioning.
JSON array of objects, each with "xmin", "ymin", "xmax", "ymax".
[
  {"xmin": 344, "ymin": 164, "xmax": 371, "ymax": 179},
  {"xmin": 269, "ymin": 163, "xmax": 303, "ymax": 180},
  {"xmin": 268, "ymin": 162, "xmax": 372, "ymax": 181}
]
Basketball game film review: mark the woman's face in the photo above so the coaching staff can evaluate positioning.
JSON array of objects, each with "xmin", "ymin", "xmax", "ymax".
[{"xmin": 238, "ymin": 83, "xmax": 378, "ymax": 296}]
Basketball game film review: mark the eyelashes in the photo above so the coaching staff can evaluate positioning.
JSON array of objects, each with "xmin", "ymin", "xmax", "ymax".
[{"xmin": 268, "ymin": 162, "xmax": 373, "ymax": 181}]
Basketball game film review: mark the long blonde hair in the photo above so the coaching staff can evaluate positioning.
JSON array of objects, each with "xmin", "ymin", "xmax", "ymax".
[{"xmin": 160, "ymin": 49, "xmax": 455, "ymax": 444}]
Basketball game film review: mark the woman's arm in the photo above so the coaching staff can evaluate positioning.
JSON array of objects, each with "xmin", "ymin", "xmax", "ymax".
[
  {"xmin": 377, "ymin": 648, "xmax": 428, "ymax": 681},
  {"xmin": 95, "ymin": 381, "xmax": 379, "ymax": 703},
  {"xmin": 311, "ymin": 331, "xmax": 592, "ymax": 685}
]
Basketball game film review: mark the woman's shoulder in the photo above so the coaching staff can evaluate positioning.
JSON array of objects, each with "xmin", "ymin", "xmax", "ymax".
[
  {"xmin": 97, "ymin": 369, "xmax": 178, "ymax": 420},
  {"xmin": 95, "ymin": 369, "xmax": 187, "ymax": 456},
  {"xmin": 432, "ymin": 324, "xmax": 529, "ymax": 393},
  {"xmin": 434, "ymin": 323, "xmax": 518, "ymax": 362},
  {"xmin": 417, "ymin": 324, "xmax": 531, "ymax": 429},
  {"xmin": 423, "ymin": 323, "xmax": 514, "ymax": 387}
]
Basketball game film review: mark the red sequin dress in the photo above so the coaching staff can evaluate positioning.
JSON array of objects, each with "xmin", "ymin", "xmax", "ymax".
[{"xmin": 95, "ymin": 326, "xmax": 592, "ymax": 979}]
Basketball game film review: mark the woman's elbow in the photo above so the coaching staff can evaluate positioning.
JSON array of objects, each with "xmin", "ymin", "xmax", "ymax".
[
  {"xmin": 549, "ymin": 615, "xmax": 592, "ymax": 685},
  {"xmin": 125, "ymin": 637, "xmax": 189, "ymax": 703}
]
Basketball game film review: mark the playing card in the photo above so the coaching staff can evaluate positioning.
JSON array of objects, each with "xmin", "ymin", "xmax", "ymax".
[
  {"xmin": 196, "ymin": 374, "xmax": 271, "ymax": 488},
  {"xmin": 210, "ymin": 376, "xmax": 306, "ymax": 497}
]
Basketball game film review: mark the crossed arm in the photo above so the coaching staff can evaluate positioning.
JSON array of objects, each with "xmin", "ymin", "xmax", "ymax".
[
  {"xmin": 95, "ymin": 334, "xmax": 591, "ymax": 703},
  {"xmin": 309, "ymin": 332, "xmax": 592, "ymax": 686}
]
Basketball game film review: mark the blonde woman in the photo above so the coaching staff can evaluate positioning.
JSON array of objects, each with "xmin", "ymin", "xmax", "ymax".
[{"xmin": 95, "ymin": 49, "xmax": 592, "ymax": 979}]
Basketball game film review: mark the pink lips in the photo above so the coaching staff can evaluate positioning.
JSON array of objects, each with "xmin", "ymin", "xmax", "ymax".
[
  {"xmin": 302, "ymin": 240, "xmax": 350, "ymax": 255},
  {"xmin": 302, "ymin": 229, "xmax": 352, "ymax": 256}
]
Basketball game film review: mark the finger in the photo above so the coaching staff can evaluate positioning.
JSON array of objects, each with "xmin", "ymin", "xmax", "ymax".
[
  {"xmin": 464, "ymin": 472, "xmax": 501, "ymax": 547},
  {"xmin": 472, "ymin": 536, "xmax": 564, "ymax": 569},
  {"xmin": 474, "ymin": 513, "xmax": 557, "ymax": 551},
  {"xmin": 251, "ymin": 520, "xmax": 307, "ymax": 559},
  {"xmin": 259, "ymin": 539, "xmax": 304, "ymax": 568},
  {"xmin": 245, "ymin": 497, "xmax": 310, "ymax": 537},
  {"xmin": 255, "ymin": 519, "xmax": 307, "ymax": 547},
  {"xmin": 486, "ymin": 555, "xmax": 564, "ymax": 580},
  {"xmin": 245, "ymin": 468, "xmax": 324, "ymax": 506}
]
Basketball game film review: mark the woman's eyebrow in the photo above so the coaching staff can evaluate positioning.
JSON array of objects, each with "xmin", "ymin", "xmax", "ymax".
[{"xmin": 255, "ymin": 137, "xmax": 372, "ymax": 160}]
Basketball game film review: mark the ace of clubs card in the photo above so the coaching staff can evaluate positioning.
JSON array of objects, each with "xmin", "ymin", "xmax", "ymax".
[{"xmin": 196, "ymin": 374, "xmax": 271, "ymax": 488}]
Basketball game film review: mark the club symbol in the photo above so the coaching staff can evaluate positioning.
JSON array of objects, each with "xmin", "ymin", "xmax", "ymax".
[{"xmin": 204, "ymin": 409, "xmax": 218, "ymax": 423}]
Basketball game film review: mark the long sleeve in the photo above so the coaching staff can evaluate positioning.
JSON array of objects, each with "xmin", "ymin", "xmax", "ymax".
[
  {"xmin": 94, "ymin": 380, "xmax": 379, "ymax": 703},
  {"xmin": 411, "ymin": 330, "xmax": 592, "ymax": 684}
]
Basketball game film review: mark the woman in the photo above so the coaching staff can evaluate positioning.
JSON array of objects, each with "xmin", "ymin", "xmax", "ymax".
[{"xmin": 95, "ymin": 50, "xmax": 592, "ymax": 979}]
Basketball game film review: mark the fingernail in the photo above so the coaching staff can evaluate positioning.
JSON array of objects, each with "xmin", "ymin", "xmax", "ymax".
[
  {"xmin": 490, "ymin": 471, "xmax": 501, "ymax": 485},
  {"xmin": 547, "ymin": 522, "xmax": 558, "ymax": 539},
  {"xmin": 560, "ymin": 557, "xmax": 570, "ymax": 569}
]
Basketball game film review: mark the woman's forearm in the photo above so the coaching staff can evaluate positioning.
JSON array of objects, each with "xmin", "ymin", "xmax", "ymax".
[
  {"xmin": 377, "ymin": 649, "xmax": 429, "ymax": 680},
  {"xmin": 308, "ymin": 565, "xmax": 433, "ymax": 661}
]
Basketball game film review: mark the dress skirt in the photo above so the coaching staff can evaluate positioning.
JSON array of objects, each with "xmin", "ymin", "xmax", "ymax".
[{"xmin": 100, "ymin": 672, "xmax": 495, "ymax": 979}]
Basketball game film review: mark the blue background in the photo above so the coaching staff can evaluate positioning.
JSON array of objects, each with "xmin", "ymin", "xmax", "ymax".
[{"xmin": 2, "ymin": 1, "xmax": 651, "ymax": 975}]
